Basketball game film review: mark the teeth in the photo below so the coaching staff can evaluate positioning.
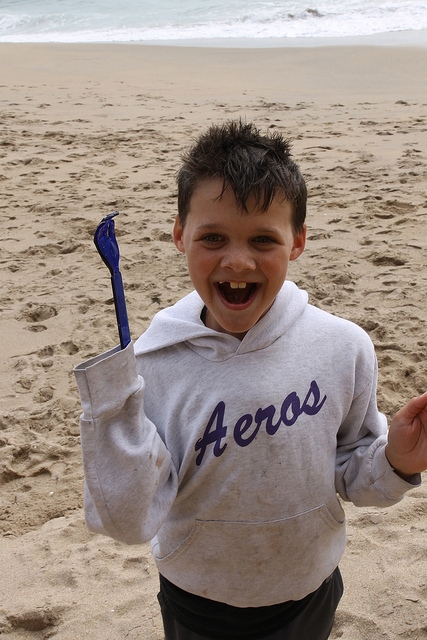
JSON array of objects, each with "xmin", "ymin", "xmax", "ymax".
[{"xmin": 218, "ymin": 281, "xmax": 248, "ymax": 289}]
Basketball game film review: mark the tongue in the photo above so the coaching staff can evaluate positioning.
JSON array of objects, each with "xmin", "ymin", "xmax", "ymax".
[{"xmin": 219, "ymin": 283, "xmax": 254, "ymax": 305}]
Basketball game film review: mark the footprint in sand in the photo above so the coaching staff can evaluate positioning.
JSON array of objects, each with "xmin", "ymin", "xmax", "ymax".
[
  {"xmin": 13, "ymin": 378, "xmax": 33, "ymax": 393},
  {"xmin": 18, "ymin": 303, "xmax": 58, "ymax": 323},
  {"xmin": 60, "ymin": 341, "xmax": 79, "ymax": 356},
  {"xmin": 37, "ymin": 346, "xmax": 55, "ymax": 358},
  {"xmin": 369, "ymin": 253, "xmax": 407, "ymax": 266},
  {"xmin": 6, "ymin": 608, "xmax": 61, "ymax": 633},
  {"xmin": 33, "ymin": 387, "xmax": 54, "ymax": 403},
  {"xmin": 26, "ymin": 324, "xmax": 48, "ymax": 332}
]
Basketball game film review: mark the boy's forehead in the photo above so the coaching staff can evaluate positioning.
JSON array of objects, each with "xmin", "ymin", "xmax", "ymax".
[
  {"xmin": 184, "ymin": 181, "xmax": 295, "ymax": 235},
  {"xmin": 190, "ymin": 176, "xmax": 228, "ymax": 199},
  {"xmin": 189, "ymin": 177, "xmax": 291, "ymax": 211}
]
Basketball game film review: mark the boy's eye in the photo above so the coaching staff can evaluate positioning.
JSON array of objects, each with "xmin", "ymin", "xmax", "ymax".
[
  {"xmin": 202, "ymin": 234, "xmax": 223, "ymax": 243},
  {"xmin": 253, "ymin": 236, "xmax": 274, "ymax": 244}
]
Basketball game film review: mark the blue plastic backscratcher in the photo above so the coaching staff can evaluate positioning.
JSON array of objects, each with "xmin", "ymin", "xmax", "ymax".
[{"xmin": 93, "ymin": 212, "xmax": 131, "ymax": 349}]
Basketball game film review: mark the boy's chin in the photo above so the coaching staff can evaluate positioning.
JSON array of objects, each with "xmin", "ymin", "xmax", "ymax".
[{"xmin": 205, "ymin": 308, "xmax": 260, "ymax": 339}]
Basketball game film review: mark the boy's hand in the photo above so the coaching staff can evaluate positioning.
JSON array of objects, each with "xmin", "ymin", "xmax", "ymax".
[{"xmin": 386, "ymin": 391, "xmax": 427, "ymax": 479}]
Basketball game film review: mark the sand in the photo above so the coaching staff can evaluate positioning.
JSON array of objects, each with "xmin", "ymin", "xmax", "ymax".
[{"xmin": 1, "ymin": 39, "xmax": 427, "ymax": 639}]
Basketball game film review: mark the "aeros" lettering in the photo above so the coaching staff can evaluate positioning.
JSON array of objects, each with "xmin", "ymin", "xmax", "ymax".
[{"xmin": 195, "ymin": 380, "xmax": 327, "ymax": 465}]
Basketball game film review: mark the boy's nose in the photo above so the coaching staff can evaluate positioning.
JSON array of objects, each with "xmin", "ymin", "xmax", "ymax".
[{"xmin": 220, "ymin": 247, "xmax": 256, "ymax": 272}]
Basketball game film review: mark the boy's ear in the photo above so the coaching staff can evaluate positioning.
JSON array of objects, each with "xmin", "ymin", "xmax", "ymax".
[
  {"xmin": 290, "ymin": 224, "xmax": 307, "ymax": 261},
  {"xmin": 173, "ymin": 215, "xmax": 185, "ymax": 253}
]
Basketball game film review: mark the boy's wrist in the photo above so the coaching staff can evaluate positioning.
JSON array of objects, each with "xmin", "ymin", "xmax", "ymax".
[{"xmin": 385, "ymin": 446, "xmax": 417, "ymax": 481}]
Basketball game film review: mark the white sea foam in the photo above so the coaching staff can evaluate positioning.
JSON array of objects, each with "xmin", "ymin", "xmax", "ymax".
[{"xmin": 1, "ymin": 0, "xmax": 427, "ymax": 43}]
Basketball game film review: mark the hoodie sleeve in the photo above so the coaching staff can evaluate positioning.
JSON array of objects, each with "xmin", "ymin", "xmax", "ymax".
[
  {"xmin": 335, "ymin": 355, "xmax": 421, "ymax": 506},
  {"xmin": 74, "ymin": 343, "xmax": 178, "ymax": 544}
]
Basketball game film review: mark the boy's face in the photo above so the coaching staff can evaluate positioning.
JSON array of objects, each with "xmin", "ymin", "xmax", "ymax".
[{"xmin": 173, "ymin": 178, "xmax": 306, "ymax": 340}]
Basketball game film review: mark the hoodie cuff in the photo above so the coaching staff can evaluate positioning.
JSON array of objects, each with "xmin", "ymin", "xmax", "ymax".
[
  {"xmin": 74, "ymin": 342, "xmax": 141, "ymax": 420},
  {"xmin": 374, "ymin": 443, "xmax": 421, "ymax": 499}
]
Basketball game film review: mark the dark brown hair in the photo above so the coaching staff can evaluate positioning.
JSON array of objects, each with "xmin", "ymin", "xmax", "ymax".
[{"xmin": 176, "ymin": 120, "xmax": 307, "ymax": 234}]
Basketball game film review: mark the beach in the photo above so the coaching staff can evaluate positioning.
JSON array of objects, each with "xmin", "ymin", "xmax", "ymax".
[{"xmin": 1, "ymin": 39, "xmax": 427, "ymax": 639}]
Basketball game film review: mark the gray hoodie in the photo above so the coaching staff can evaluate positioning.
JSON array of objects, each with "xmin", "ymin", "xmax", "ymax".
[{"xmin": 74, "ymin": 281, "xmax": 419, "ymax": 608}]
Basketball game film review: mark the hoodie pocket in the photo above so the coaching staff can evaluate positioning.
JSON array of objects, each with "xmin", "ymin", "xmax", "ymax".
[{"xmin": 155, "ymin": 503, "xmax": 346, "ymax": 607}]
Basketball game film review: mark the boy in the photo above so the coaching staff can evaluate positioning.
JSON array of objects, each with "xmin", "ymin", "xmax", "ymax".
[{"xmin": 74, "ymin": 120, "xmax": 427, "ymax": 640}]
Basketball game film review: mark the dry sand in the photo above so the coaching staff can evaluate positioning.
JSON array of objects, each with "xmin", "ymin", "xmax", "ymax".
[{"xmin": 1, "ymin": 40, "xmax": 427, "ymax": 639}]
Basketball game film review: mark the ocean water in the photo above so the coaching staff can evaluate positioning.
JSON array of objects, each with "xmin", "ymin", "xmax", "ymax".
[{"xmin": 1, "ymin": 0, "xmax": 427, "ymax": 43}]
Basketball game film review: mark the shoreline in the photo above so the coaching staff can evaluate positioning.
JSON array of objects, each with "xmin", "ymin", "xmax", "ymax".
[
  {"xmin": 125, "ymin": 28, "xmax": 427, "ymax": 48},
  {"xmin": 1, "ymin": 28, "xmax": 427, "ymax": 49}
]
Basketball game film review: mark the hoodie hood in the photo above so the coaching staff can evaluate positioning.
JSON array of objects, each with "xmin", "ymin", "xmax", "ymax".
[{"xmin": 134, "ymin": 281, "xmax": 308, "ymax": 362}]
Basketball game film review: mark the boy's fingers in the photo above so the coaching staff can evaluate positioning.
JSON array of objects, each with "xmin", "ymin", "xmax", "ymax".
[
  {"xmin": 395, "ymin": 392, "xmax": 427, "ymax": 422},
  {"xmin": 408, "ymin": 392, "xmax": 427, "ymax": 416}
]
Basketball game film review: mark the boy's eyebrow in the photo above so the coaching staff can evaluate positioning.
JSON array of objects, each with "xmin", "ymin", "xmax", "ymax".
[
  {"xmin": 195, "ymin": 223, "xmax": 224, "ymax": 230},
  {"xmin": 195, "ymin": 222, "xmax": 284, "ymax": 234}
]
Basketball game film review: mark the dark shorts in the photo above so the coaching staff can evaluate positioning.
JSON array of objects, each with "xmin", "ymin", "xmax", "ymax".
[{"xmin": 159, "ymin": 567, "xmax": 344, "ymax": 640}]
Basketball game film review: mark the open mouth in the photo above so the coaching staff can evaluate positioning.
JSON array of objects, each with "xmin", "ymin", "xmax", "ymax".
[{"xmin": 216, "ymin": 281, "xmax": 258, "ymax": 305}]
